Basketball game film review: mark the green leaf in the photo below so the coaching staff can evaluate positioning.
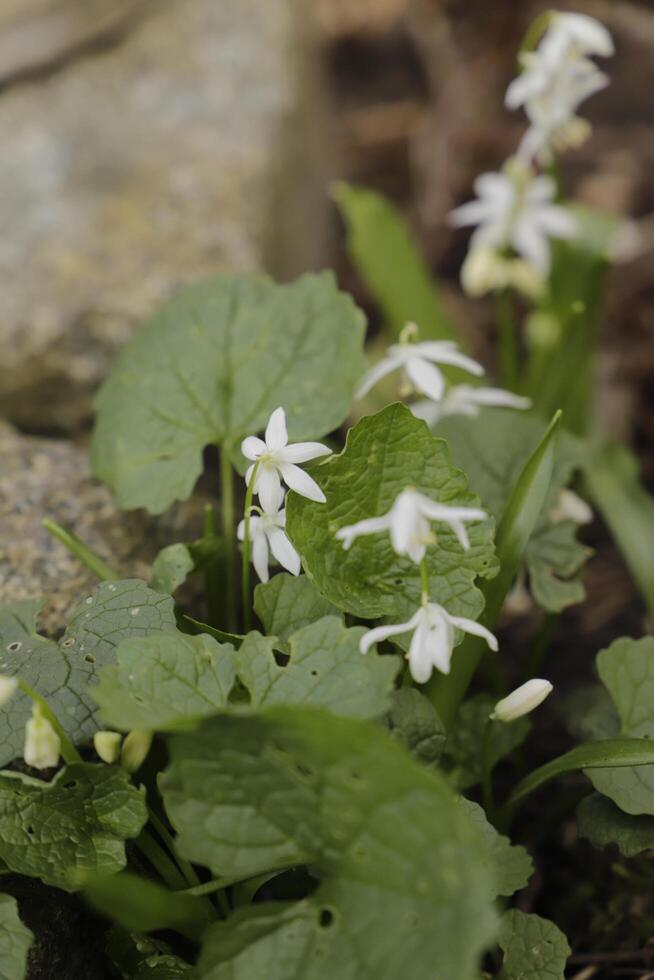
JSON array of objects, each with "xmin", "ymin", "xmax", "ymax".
[
  {"xmin": 498, "ymin": 909, "xmax": 570, "ymax": 980},
  {"xmin": 509, "ymin": 738, "xmax": 654, "ymax": 806},
  {"xmin": 106, "ymin": 929, "xmax": 193, "ymax": 980},
  {"xmin": 436, "ymin": 409, "xmax": 590, "ymax": 613},
  {"xmin": 0, "ymin": 763, "xmax": 146, "ymax": 890},
  {"xmin": 253, "ymin": 575, "xmax": 340, "ymax": 650},
  {"xmin": 429, "ymin": 411, "xmax": 561, "ymax": 727},
  {"xmin": 0, "ymin": 581, "xmax": 176, "ymax": 765},
  {"xmin": 0, "ymin": 894, "xmax": 32, "ymax": 980},
  {"xmin": 385, "ymin": 688, "xmax": 445, "ymax": 767},
  {"xmin": 286, "ymin": 403, "xmax": 497, "ymax": 626},
  {"xmin": 236, "ymin": 618, "xmax": 399, "ymax": 719},
  {"xmin": 443, "ymin": 694, "xmax": 529, "ymax": 790},
  {"xmin": 92, "ymin": 632, "xmax": 237, "ymax": 732},
  {"xmin": 84, "ymin": 872, "xmax": 212, "ymax": 942},
  {"xmin": 584, "ymin": 440, "xmax": 654, "ymax": 619},
  {"xmin": 163, "ymin": 707, "xmax": 497, "ymax": 980},
  {"xmin": 577, "ymin": 793, "xmax": 654, "ymax": 857},
  {"xmin": 588, "ymin": 636, "xmax": 654, "ymax": 815},
  {"xmin": 332, "ymin": 183, "xmax": 457, "ymax": 343},
  {"xmin": 459, "ymin": 799, "xmax": 532, "ymax": 898},
  {"xmin": 91, "ymin": 272, "xmax": 366, "ymax": 513},
  {"xmin": 150, "ymin": 544, "xmax": 195, "ymax": 595}
]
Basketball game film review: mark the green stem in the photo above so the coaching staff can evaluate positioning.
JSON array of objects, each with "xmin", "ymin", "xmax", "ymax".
[
  {"xmin": 481, "ymin": 719, "xmax": 495, "ymax": 820},
  {"xmin": 241, "ymin": 460, "xmax": 260, "ymax": 634},
  {"xmin": 42, "ymin": 519, "xmax": 119, "ymax": 583},
  {"xmin": 496, "ymin": 289, "xmax": 519, "ymax": 390},
  {"xmin": 202, "ymin": 504, "xmax": 220, "ymax": 627},
  {"xmin": 181, "ymin": 861, "xmax": 298, "ymax": 897},
  {"xmin": 219, "ymin": 447, "xmax": 237, "ymax": 633},
  {"xmin": 419, "ymin": 556, "xmax": 430, "ymax": 600},
  {"xmin": 17, "ymin": 680, "xmax": 80, "ymax": 764},
  {"xmin": 135, "ymin": 828, "xmax": 188, "ymax": 891},
  {"xmin": 526, "ymin": 613, "xmax": 557, "ymax": 679},
  {"xmin": 147, "ymin": 806, "xmax": 200, "ymax": 889}
]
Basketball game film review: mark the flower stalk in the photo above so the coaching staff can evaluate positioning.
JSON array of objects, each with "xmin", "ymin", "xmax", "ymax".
[
  {"xmin": 219, "ymin": 446, "xmax": 237, "ymax": 633},
  {"xmin": 241, "ymin": 459, "xmax": 260, "ymax": 633}
]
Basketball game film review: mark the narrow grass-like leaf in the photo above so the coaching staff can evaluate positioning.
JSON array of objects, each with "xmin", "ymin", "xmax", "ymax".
[{"xmin": 0, "ymin": 894, "xmax": 32, "ymax": 980}]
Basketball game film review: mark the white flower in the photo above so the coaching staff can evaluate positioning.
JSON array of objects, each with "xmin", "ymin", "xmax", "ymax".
[
  {"xmin": 356, "ymin": 329, "xmax": 484, "ymax": 403},
  {"xmin": 549, "ymin": 488, "xmax": 593, "ymax": 525},
  {"xmin": 242, "ymin": 407, "xmax": 331, "ymax": 513},
  {"xmin": 24, "ymin": 707, "xmax": 60, "ymax": 770},
  {"xmin": 237, "ymin": 494, "xmax": 300, "ymax": 584},
  {"xmin": 412, "ymin": 384, "xmax": 531, "ymax": 427},
  {"xmin": 506, "ymin": 13, "xmax": 613, "ymax": 164},
  {"xmin": 360, "ymin": 602, "xmax": 498, "ymax": 683},
  {"xmin": 94, "ymin": 730, "xmax": 122, "ymax": 764},
  {"xmin": 450, "ymin": 160, "xmax": 576, "ymax": 278},
  {"xmin": 0, "ymin": 675, "xmax": 17, "ymax": 707},
  {"xmin": 491, "ymin": 678, "xmax": 553, "ymax": 722},
  {"xmin": 335, "ymin": 487, "xmax": 487, "ymax": 563},
  {"xmin": 121, "ymin": 730, "xmax": 153, "ymax": 774}
]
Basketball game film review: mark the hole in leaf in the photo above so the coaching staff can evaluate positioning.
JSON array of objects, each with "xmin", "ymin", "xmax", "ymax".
[
  {"xmin": 26, "ymin": 826, "xmax": 34, "ymax": 835},
  {"xmin": 310, "ymin": 669, "xmax": 319, "ymax": 677},
  {"xmin": 84, "ymin": 654, "xmax": 96, "ymax": 664},
  {"xmin": 63, "ymin": 781, "xmax": 77, "ymax": 790},
  {"xmin": 318, "ymin": 908, "xmax": 334, "ymax": 928}
]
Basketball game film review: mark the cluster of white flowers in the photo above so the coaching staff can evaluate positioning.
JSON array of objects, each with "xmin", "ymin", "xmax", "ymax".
[
  {"xmin": 239, "ymin": 406, "xmax": 331, "ymax": 583},
  {"xmin": 451, "ymin": 11, "xmax": 613, "ymax": 299}
]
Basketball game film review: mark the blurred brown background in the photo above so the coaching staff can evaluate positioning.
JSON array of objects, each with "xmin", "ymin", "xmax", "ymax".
[{"xmin": 0, "ymin": 0, "xmax": 653, "ymax": 632}]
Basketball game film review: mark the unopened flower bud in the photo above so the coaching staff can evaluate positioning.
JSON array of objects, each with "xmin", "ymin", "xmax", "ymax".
[
  {"xmin": 0, "ymin": 675, "xmax": 17, "ymax": 707},
  {"xmin": 461, "ymin": 247, "xmax": 505, "ymax": 297},
  {"xmin": 94, "ymin": 730, "xmax": 122, "ymax": 764},
  {"xmin": 24, "ymin": 706, "xmax": 61, "ymax": 770},
  {"xmin": 121, "ymin": 730, "xmax": 153, "ymax": 774},
  {"xmin": 491, "ymin": 679, "xmax": 553, "ymax": 723}
]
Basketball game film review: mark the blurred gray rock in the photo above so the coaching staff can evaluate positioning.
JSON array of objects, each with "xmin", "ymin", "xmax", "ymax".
[
  {"xmin": 0, "ymin": 422, "xmax": 206, "ymax": 633},
  {"xmin": 0, "ymin": 0, "xmax": 327, "ymax": 431}
]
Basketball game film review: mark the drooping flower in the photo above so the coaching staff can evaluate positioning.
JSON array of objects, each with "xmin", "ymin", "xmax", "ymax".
[
  {"xmin": 237, "ymin": 493, "xmax": 301, "ymax": 583},
  {"xmin": 360, "ymin": 602, "xmax": 498, "ymax": 683},
  {"xmin": 94, "ymin": 730, "xmax": 122, "ymax": 764},
  {"xmin": 450, "ymin": 160, "xmax": 577, "ymax": 291},
  {"xmin": 356, "ymin": 327, "xmax": 484, "ymax": 403},
  {"xmin": 24, "ymin": 706, "xmax": 60, "ymax": 770},
  {"xmin": 121, "ymin": 730, "xmax": 153, "ymax": 774},
  {"xmin": 242, "ymin": 407, "xmax": 331, "ymax": 513},
  {"xmin": 411, "ymin": 384, "xmax": 531, "ymax": 427},
  {"xmin": 490, "ymin": 678, "xmax": 553, "ymax": 722},
  {"xmin": 549, "ymin": 488, "xmax": 593, "ymax": 525},
  {"xmin": 506, "ymin": 12, "xmax": 613, "ymax": 164},
  {"xmin": 0, "ymin": 675, "xmax": 17, "ymax": 707},
  {"xmin": 335, "ymin": 487, "xmax": 487, "ymax": 562}
]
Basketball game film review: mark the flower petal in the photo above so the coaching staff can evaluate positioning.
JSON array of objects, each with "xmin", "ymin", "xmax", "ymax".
[
  {"xmin": 446, "ymin": 614, "xmax": 498, "ymax": 651},
  {"xmin": 417, "ymin": 344, "xmax": 485, "ymax": 377},
  {"xmin": 407, "ymin": 615, "xmax": 434, "ymax": 683},
  {"xmin": 356, "ymin": 355, "xmax": 402, "ymax": 398},
  {"xmin": 241, "ymin": 436, "xmax": 266, "ymax": 460},
  {"xmin": 335, "ymin": 515, "xmax": 391, "ymax": 549},
  {"xmin": 257, "ymin": 466, "xmax": 283, "ymax": 515},
  {"xmin": 283, "ymin": 442, "xmax": 332, "ymax": 464},
  {"xmin": 359, "ymin": 611, "xmax": 421, "ymax": 655},
  {"xmin": 251, "ymin": 529, "xmax": 270, "ymax": 583},
  {"xmin": 265, "ymin": 407, "xmax": 288, "ymax": 451},
  {"xmin": 266, "ymin": 526, "xmax": 301, "ymax": 576},
  {"xmin": 279, "ymin": 463, "xmax": 326, "ymax": 503},
  {"xmin": 405, "ymin": 356, "xmax": 445, "ymax": 403}
]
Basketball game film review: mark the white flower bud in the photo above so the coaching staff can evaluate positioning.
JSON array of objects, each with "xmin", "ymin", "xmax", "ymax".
[
  {"xmin": 491, "ymin": 679, "xmax": 553, "ymax": 723},
  {"xmin": 461, "ymin": 247, "xmax": 506, "ymax": 297},
  {"xmin": 121, "ymin": 730, "xmax": 153, "ymax": 773},
  {"xmin": 93, "ymin": 730, "xmax": 122, "ymax": 764},
  {"xmin": 0, "ymin": 675, "xmax": 18, "ymax": 707},
  {"xmin": 24, "ymin": 707, "xmax": 61, "ymax": 770}
]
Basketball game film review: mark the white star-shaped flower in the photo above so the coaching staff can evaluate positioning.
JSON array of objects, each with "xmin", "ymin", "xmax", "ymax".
[
  {"xmin": 506, "ymin": 13, "xmax": 613, "ymax": 164},
  {"xmin": 450, "ymin": 160, "xmax": 576, "ymax": 277},
  {"xmin": 237, "ymin": 493, "xmax": 301, "ymax": 584},
  {"xmin": 411, "ymin": 384, "xmax": 531, "ymax": 426},
  {"xmin": 336, "ymin": 487, "xmax": 487, "ymax": 563},
  {"xmin": 241, "ymin": 407, "xmax": 331, "ymax": 513},
  {"xmin": 357, "ymin": 331, "xmax": 484, "ymax": 403},
  {"xmin": 360, "ymin": 602, "xmax": 498, "ymax": 683}
]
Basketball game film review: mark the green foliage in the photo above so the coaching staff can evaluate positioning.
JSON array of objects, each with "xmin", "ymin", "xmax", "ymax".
[
  {"xmin": 107, "ymin": 930, "xmax": 193, "ymax": 979},
  {"xmin": 443, "ymin": 694, "xmax": 529, "ymax": 790},
  {"xmin": 253, "ymin": 575, "xmax": 340, "ymax": 650},
  {"xmin": 589, "ymin": 636, "xmax": 654, "ymax": 815},
  {"xmin": 287, "ymin": 404, "xmax": 497, "ymax": 625},
  {"xmin": 0, "ymin": 763, "xmax": 146, "ymax": 890},
  {"xmin": 92, "ymin": 632, "xmax": 237, "ymax": 732},
  {"xmin": 0, "ymin": 581, "xmax": 176, "ymax": 766},
  {"xmin": 0, "ymin": 894, "xmax": 32, "ymax": 980},
  {"xmin": 577, "ymin": 793, "xmax": 654, "ymax": 857},
  {"xmin": 385, "ymin": 688, "xmax": 445, "ymax": 767},
  {"xmin": 436, "ymin": 409, "xmax": 590, "ymax": 612},
  {"xmin": 333, "ymin": 183, "xmax": 457, "ymax": 343},
  {"xmin": 84, "ymin": 873, "xmax": 212, "ymax": 941},
  {"xmin": 163, "ymin": 707, "xmax": 497, "ymax": 980},
  {"xmin": 460, "ymin": 799, "xmax": 532, "ymax": 898},
  {"xmin": 236, "ymin": 618, "xmax": 399, "ymax": 718},
  {"xmin": 498, "ymin": 910, "xmax": 570, "ymax": 980},
  {"xmin": 91, "ymin": 273, "xmax": 366, "ymax": 513},
  {"xmin": 150, "ymin": 544, "xmax": 194, "ymax": 595}
]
